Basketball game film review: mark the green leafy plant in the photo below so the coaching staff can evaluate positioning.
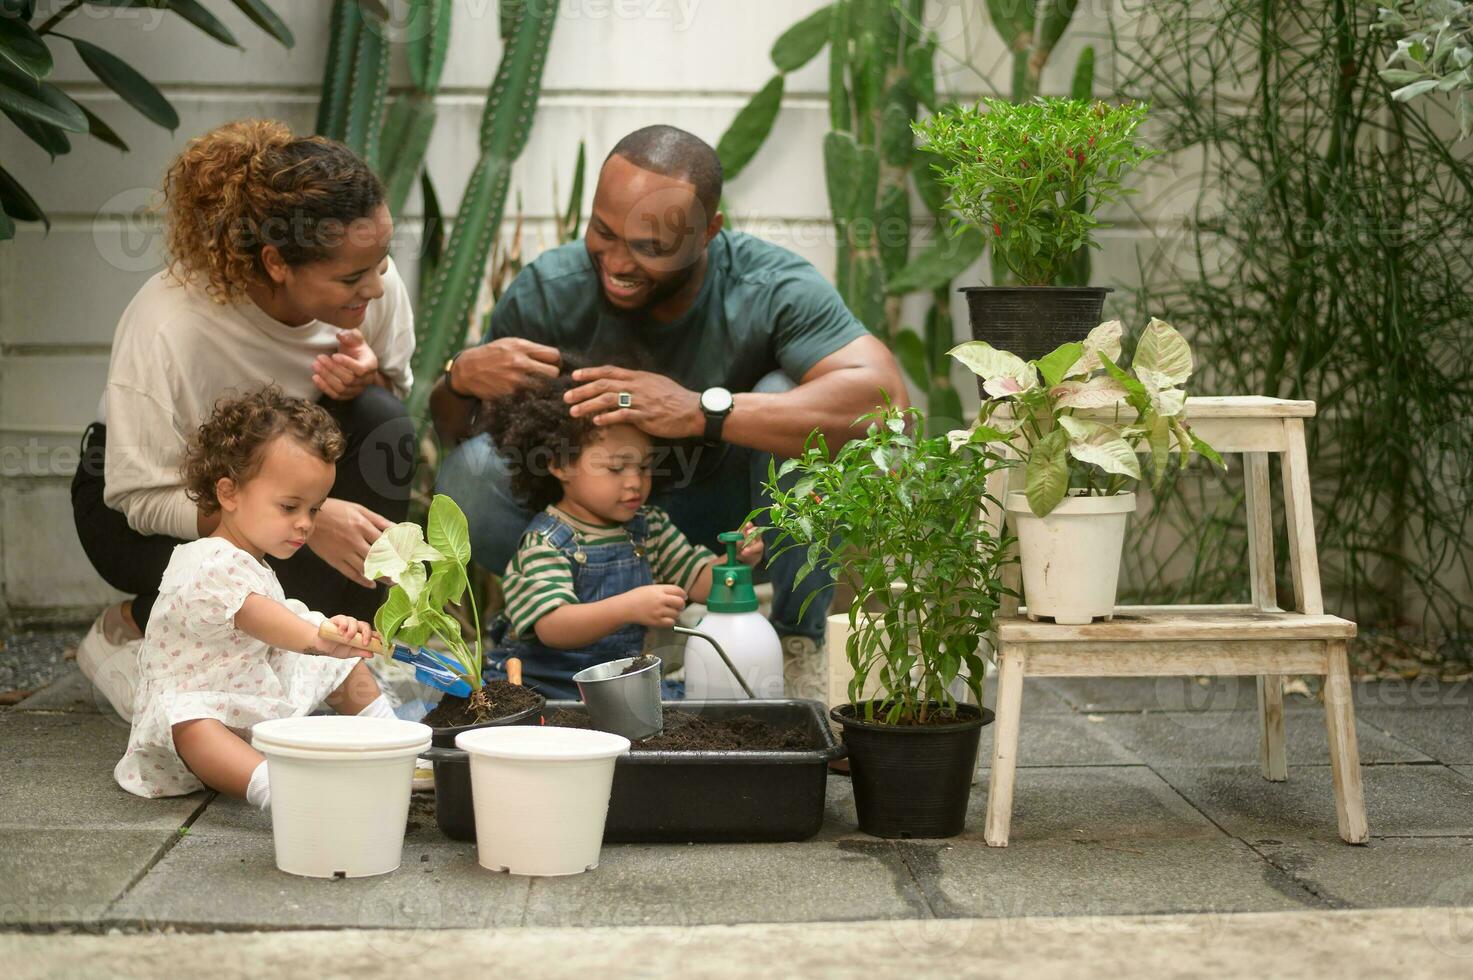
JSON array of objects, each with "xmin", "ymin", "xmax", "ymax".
[
  {"xmin": 914, "ymin": 98, "xmax": 1155, "ymax": 286},
  {"xmin": 1376, "ymin": 0, "xmax": 1473, "ymax": 139},
  {"xmin": 0, "ymin": 0, "xmax": 294, "ymax": 241},
  {"xmin": 949, "ymin": 318, "xmax": 1222, "ymax": 517},
  {"xmin": 364, "ymin": 494, "xmax": 485, "ymax": 698},
  {"xmin": 762, "ymin": 404, "xmax": 1013, "ymax": 725}
]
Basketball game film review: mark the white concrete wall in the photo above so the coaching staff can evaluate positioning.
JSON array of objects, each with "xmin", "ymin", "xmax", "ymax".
[{"xmin": 1, "ymin": 0, "xmax": 1171, "ymax": 620}]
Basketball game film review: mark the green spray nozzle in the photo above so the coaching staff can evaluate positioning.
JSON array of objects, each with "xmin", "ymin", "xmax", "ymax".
[{"xmin": 708, "ymin": 530, "xmax": 758, "ymax": 613}]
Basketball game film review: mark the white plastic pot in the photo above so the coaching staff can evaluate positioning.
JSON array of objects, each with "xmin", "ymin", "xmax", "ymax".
[
  {"xmin": 1005, "ymin": 490, "xmax": 1137, "ymax": 626},
  {"xmin": 455, "ymin": 726, "xmax": 630, "ymax": 877},
  {"xmin": 252, "ymin": 715, "xmax": 431, "ymax": 878}
]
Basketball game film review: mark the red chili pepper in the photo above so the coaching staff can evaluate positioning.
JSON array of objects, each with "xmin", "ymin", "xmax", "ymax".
[
  {"xmin": 1088, "ymin": 135, "xmax": 1096, "ymax": 148},
  {"xmin": 993, "ymin": 222, "xmax": 1002, "ymax": 237}
]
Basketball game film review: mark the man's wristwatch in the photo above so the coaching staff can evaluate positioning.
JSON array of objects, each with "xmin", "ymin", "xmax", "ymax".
[
  {"xmin": 443, "ymin": 352, "xmax": 475, "ymax": 400},
  {"xmin": 700, "ymin": 386, "xmax": 734, "ymax": 444}
]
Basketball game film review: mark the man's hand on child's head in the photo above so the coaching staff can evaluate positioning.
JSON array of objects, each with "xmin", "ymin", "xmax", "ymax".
[
  {"xmin": 621, "ymin": 584, "xmax": 687, "ymax": 628},
  {"xmin": 736, "ymin": 522, "xmax": 765, "ymax": 566}
]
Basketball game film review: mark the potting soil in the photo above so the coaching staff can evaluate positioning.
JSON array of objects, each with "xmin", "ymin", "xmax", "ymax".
[
  {"xmin": 618, "ymin": 655, "xmax": 658, "ymax": 676},
  {"xmin": 545, "ymin": 707, "xmax": 812, "ymax": 751},
  {"xmin": 421, "ymin": 680, "xmax": 542, "ymax": 728}
]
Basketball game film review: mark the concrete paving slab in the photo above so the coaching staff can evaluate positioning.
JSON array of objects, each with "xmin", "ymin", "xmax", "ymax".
[
  {"xmin": 975, "ymin": 710, "xmax": 1143, "ymax": 768},
  {"xmin": 902, "ymin": 837, "xmax": 1319, "ymax": 919},
  {"xmin": 0, "ymin": 710, "xmax": 132, "ymax": 768},
  {"xmin": 1359, "ymin": 707, "xmax": 1473, "ymax": 764},
  {"xmin": 1255, "ymin": 836, "xmax": 1473, "ymax": 910},
  {"xmin": 1455, "ymin": 765, "xmax": 1472, "ymax": 782},
  {"xmin": 0, "ymin": 762, "xmax": 204, "ymax": 831},
  {"xmin": 10, "ymin": 908, "xmax": 1473, "ymax": 980},
  {"xmin": 1342, "ymin": 677, "xmax": 1473, "ymax": 712},
  {"xmin": 520, "ymin": 840, "xmax": 928, "ymax": 928},
  {"xmin": 982, "ymin": 677, "xmax": 1076, "ymax": 714},
  {"xmin": 960, "ymin": 766, "xmax": 1225, "ymax": 844},
  {"xmin": 1093, "ymin": 709, "xmax": 1430, "ymax": 767},
  {"xmin": 1155, "ymin": 763, "xmax": 1473, "ymax": 841},
  {"xmin": 0, "ymin": 829, "xmax": 168, "ymax": 927},
  {"xmin": 12, "ymin": 669, "xmax": 104, "ymax": 714},
  {"xmin": 1042, "ymin": 676, "xmax": 1266, "ymax": 713},
  {"xmin": 110, "ymin": 831, "xmax": 530, "ymax": 930}
]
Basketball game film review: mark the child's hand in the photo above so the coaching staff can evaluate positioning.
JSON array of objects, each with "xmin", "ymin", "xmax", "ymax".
[
  {"xmin": 620, "ymin": 584, "xmax": 687, "ymax": 628},
  {"xmin": 318, "ymin": 615, "xmax": 377, "ymax": 659},
  {"xmin": 735, "ymin": 522, "xmax": 764, "ymax": 566}
]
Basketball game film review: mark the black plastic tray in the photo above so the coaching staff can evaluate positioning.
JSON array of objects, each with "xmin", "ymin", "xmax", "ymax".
[{"xmin": 423, "ymin": 699, "xmax": 846, "ymax": 844}]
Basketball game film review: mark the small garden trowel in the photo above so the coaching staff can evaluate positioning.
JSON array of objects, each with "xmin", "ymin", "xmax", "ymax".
[{"xmin": 316, "ymin": 622, "xmax": 472, "ymax": 698}]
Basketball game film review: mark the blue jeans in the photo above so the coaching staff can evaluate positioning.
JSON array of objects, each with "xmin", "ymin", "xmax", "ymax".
[{"xmin": 435, "ymin": 370, "xmax": 832, "ymax": 641}]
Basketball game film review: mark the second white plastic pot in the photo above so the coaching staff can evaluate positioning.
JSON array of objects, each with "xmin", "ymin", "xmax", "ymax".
[
  {"xmin": 252, "ymin": 715, "xmax": 431, "ymax": 878},
  {"xmin": 1005, "ymin": 490, "xmax": 1137, "ymax": 625},
  {"xmin": 455, "ymin": 726, "xmax": 630, "ymax": 876}
]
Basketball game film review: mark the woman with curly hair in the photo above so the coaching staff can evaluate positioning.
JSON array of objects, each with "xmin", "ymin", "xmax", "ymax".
[
  {"xmin": 478, "ymin": 364, "xmax": 762, "ymax": 699},
  {"xmin": 115, "ymin": 387, "xmax": 392, "ymax": 808},
  {"xmin": 71, "ymin": 120, "xmax": 415, "ymax": 719}
]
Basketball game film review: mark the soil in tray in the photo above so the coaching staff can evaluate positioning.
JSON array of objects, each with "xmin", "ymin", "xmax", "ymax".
[
  {"xmin": 422, "ymin": 680, "xmax": 541, "ymax": 728},
  {"xmin": 545, "ymin": 707, "xmax": 813, "ymax": 751}
]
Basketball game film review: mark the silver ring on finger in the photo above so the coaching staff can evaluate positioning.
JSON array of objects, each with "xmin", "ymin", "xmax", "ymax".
[{"xmin": 617, "ymin": 391, "xmax": 633, "ymax": 409}]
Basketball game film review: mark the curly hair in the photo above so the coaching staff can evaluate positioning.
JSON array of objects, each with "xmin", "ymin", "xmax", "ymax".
[
  {"xmin": 478, "ymin": 366, "xmax": 600, "ymax": 512},
  {"xmin": 183, "ymin": 386, "xmax": 346, "ymax": 515},
  {"xmin": 163, "ymin": 119, "xmax": 385, "ymax": 303}
]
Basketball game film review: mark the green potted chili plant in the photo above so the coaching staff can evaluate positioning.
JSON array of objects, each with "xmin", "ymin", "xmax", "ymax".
[
  {"xmin": 950, "ymin": 318, "xmax": 1223, "ymax": 624},
  {"xmin": 915, "ymin": 97, "xmax": 1155, "ymax": 365},
  {"xmin": 763, "ymin": 405, "xmax": 1013, "ymax": 838}
]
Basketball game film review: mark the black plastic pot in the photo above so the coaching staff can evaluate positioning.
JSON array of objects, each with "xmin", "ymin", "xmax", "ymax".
[
  {"xmin": 831, "ymin": 701, "xmax": 991, "ymax": 839},
  {"xmin": 961, "ymin": 286, "xmax": 1112, "ymax": 385},
  {"xmin": 426, "ymin": 699, "xmax": 846, "ymax": 843},
  {"xmin": 421, "ymin": 695, "xmax": 544, "ymax": 842}
]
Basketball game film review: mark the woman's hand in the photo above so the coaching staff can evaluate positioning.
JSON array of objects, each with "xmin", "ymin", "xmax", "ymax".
[
  {"xmin": 309, "ymin": 499, "xmax": 392, "ymax": 587},
  {"xmin": 735, "ymin": 522, "xmax": 764, "ymax": 566},
  {"xmin": 313, "ymin": 329, "xmax": 381, "ymax": 401}
]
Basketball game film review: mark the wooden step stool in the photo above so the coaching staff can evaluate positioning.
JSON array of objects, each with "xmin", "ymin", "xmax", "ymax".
[{"xmin": 983, "ymin": 397, "xmax": 1367, "ymax": 847}]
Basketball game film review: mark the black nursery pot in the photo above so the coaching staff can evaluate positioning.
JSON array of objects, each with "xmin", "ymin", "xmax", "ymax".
[
  {"xmin": 832, "ymin": 701, "xmax": 992, "ymax": 839},
  {"xmin": 961, "ymin": 286, "xmax": 1112, "ymax": 388},
  {"xmin": 421, "ymin": 697, "xmax": 545, "ymax": 843}
]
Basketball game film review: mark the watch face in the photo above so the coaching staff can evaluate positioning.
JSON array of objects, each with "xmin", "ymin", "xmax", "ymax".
[{"xmin": 701, "ymin": 387, "xmax": 733, "ymax": 414}]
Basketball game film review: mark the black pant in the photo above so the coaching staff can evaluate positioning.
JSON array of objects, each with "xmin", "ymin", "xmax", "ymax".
[{"xmin": 71, "ymin": 386, "xmax": 415, "ymax": 628}]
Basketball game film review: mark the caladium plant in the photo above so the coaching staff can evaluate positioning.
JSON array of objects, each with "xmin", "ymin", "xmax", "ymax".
[
  {"xmin": 363, "ymin": 493, "xmax": 485, "ymax": 693},
  {"xmin": 949, "ymin": 318, "xmax": 1225, "ymax": 517}
]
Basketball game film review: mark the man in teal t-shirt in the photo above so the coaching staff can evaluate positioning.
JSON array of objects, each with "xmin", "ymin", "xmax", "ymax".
[{"xmin": 430, "ymin": 125, "xmax": 905, "ymax": 668}]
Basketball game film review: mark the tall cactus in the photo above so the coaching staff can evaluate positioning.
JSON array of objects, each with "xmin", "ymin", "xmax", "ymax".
[
  {"xmin": 316, "ymin": 0, "xmax": 391, "ymax": 170},
  {"xmin": 378, "ymin": 0, "xmax": 453, "ymax": 217},
  {"xmin": 406, "ymin": 0, "xmax": 559, "ymax": 426}
]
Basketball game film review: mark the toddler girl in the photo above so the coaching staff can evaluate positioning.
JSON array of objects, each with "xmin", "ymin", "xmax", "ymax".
[
  {"xmin": 114, "ymin": 387, "xmax": 393, "ymax": 809},
  {"xmin": 479, "ymin": 367, "xmax": 762, "ymax": 699}
]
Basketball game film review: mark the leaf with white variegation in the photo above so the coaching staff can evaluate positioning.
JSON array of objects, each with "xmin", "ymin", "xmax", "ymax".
[
  {"xmin": 1132, "ymin": 318, "xmax": 1193, "ymax": 385},
  {"xmin": 1059, "ymin": 416, "xmax": 1142, "ymax": 480},
  {"xmin": 1051, "ymin": 376, "xmax": 1128, "ymax": 409},
  {"xmin": 363, "ymin": 522, "xmax": 443, "ymax": 585},
  {"xmin": 948, "ymin": 341, "xmax": 1037, "ymax": 397},
  {"xmin": 1065, "ymin": 319, "xmax": 1124, "ymax": 378}
]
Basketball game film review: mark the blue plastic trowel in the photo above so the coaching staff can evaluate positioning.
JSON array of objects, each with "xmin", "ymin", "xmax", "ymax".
[{"xmin": 316, "ymin": 622, "xmax": 473, "ymax": 697}]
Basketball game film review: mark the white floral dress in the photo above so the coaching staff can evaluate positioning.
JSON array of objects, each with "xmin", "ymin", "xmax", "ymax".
[{"xmin": 114, "ymin": 537, "xmax": 357, "ymax": 798}]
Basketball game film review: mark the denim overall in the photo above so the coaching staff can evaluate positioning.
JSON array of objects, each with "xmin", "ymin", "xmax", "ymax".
[{"xmin": 486, "ymin": 509, "xmax": 668, "ymax": 701}]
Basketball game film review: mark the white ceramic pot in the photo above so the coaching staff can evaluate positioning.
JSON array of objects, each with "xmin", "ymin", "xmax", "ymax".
[
  {"xmin": 252, "ymin": 715, "xmax": 432, "ymax": 878},
  {"xmin": 1005, "ymin": 491, "xmax": 1137, "ymax": 625},
  {"xmin": 455, "ymin": 726, "xmax": 630, "ymax": 877}
]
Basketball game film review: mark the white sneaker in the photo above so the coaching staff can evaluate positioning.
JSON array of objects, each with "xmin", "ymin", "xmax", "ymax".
[
  {"xmin": 781, "ymin": 634, "xmax": 826, "ymax": 702},
  {"xmin": 75, "ymin": 607, "xmax": 140, "ymax": 722}
]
